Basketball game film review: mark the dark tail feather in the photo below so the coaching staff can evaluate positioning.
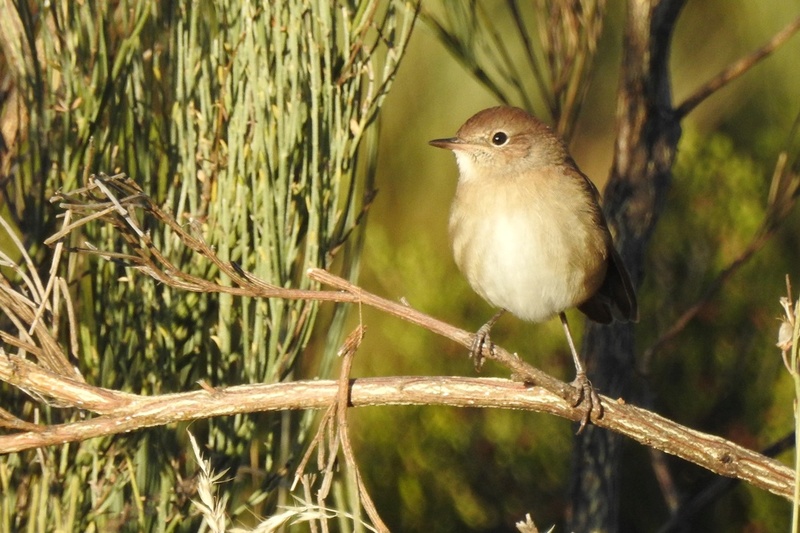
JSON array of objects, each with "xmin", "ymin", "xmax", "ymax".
[{"xmin": 578, "ymin": 246, "xmax": 638, "ymax": 324}]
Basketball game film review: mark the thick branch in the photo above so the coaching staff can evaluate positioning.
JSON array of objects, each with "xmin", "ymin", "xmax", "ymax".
[{"xmin": 0, "ymin": 374, "xmax": 791, "ymax": 501}]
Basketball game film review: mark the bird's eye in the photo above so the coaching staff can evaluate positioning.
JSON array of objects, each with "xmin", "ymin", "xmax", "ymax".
[{"xmin": 491, "ymin": 131, "xmax": 508, "ymax": 146}]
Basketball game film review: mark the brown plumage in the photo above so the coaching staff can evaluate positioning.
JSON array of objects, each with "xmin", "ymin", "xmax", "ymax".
[{"xmin": 430, "ymin": 106, "xmax": 637, "ymax": 430}]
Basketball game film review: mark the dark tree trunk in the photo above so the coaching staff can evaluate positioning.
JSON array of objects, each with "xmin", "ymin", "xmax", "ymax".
[{"xmin": 567, "ymin": 1, "xmax": 686, "ymax": 531}]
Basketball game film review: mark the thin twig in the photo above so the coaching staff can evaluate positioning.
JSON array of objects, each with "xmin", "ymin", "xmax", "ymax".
[
  {"xmin": 293, "ymin": 325, "xmax": 385, "ymax": 531},
  {"xmin": 29, "ymin": 210, "xmax": 71, "ymax": 334},
  {"xmin": 0, "ymin": 282, "xmax": 79, "ymax": 378},
  {"xmin": 649, "ymin": 448, "xmax": 681, "ymax": 513},
  {"xmin": 306, "ymin": 267, "xmax": 577, "ymax": 403},
  {"xmin": 335, "ymin": 325, "xmax": 388, "ymax": 532},
  {"xmin": 676, "ymin": 15, "xmax": 800, "ymax": 118}
]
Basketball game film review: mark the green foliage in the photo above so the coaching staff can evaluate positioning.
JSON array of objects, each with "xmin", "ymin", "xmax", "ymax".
[{"xmin": 0, "ymin": 0, "xmax": 415, "ymax": 530}]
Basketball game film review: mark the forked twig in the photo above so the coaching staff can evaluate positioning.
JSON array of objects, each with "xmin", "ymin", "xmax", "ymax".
[
  {"xmin": 335, "ymin": 325, "xmax": 389, "ymax": 532},
  {"xmin": 292, "ymin": 324, "xmax": 388, "ymax": 531}
]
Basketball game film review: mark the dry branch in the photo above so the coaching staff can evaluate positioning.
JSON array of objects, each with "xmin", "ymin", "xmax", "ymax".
[{"xmin": 0, "ymin": 365, "xmax": 793, "ymax": 501}]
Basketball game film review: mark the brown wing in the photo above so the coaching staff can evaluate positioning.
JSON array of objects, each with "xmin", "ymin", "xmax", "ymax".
[
  {"xmin": 570, "ymin": 161, "xmax": 639, "ymax": 324},
  {"xmin": 579, "ymin": 244, "xmax": 638, "ymax": 324}
]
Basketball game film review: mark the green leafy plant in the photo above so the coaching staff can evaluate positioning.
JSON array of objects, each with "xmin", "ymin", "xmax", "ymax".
[{"xmin": 0, "ymin": 1, "xmax": 417, "ymax": 530}]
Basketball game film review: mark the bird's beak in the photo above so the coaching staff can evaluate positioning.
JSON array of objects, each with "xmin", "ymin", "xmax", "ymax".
[{"xmin": 428, "ymin": 137, "xmax": 464, "ymax": 150}]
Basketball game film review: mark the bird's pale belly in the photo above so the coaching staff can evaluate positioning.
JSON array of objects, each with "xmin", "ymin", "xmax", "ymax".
[{"xmin": 450, "ymin": 204, "xmax": 607, "ymax": 323}]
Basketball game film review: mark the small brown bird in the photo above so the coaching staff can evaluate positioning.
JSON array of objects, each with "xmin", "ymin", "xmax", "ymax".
[{"xmin": 429, "ymin": 106, "xmax": 637, "ymax": 427}]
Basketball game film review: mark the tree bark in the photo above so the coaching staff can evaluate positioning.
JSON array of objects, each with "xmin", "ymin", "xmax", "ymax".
[{"xmin": 568, "ymin": 1, "xmax": 686, "ymax": 531}]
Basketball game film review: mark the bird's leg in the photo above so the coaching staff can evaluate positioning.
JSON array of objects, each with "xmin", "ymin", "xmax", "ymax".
[
  {"xmin": 471, "ymin": 309, "xmax": 505, "ymax": 371},
  {"xmin": 559, "ymin": 312, "xmax": 602, "ymax": 433}
]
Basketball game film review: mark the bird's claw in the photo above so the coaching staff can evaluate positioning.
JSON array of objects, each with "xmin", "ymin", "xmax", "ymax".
[
  {"xmin": 469, "ymin": 323, "xmax": 495, "ymax": 372},
  {"xmin": 571, "ymin": 372, "xmax": 603, "ymax": 434},
  {"xmin": 468, "ymin": 310, "xmax": 505, "ymax": 372}
]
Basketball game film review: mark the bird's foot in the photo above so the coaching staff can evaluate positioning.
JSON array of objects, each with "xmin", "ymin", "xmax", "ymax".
[
  {"xmin": 469, "ymin": 310, "xmax": 505, "ymax": 372},
  {"xmin": 571, "ymin": 372, "xmax": 603, "ymax": 434},
  {"xmin": 469, "ymin": 323, "xmax": 494, "ymax": 372}
]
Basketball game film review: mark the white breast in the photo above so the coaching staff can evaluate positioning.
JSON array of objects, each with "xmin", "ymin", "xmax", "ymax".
[{"xmin": 449, "ymin": 168, "xmax": 608, "ymax": 323}]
